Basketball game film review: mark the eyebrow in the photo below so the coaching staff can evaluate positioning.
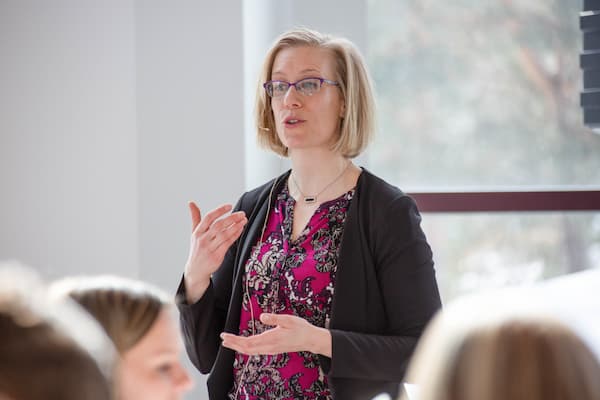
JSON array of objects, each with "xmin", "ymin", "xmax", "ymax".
[{"xmin": 271, "ymin": 68, "xmax": 322, "ymax": 77}]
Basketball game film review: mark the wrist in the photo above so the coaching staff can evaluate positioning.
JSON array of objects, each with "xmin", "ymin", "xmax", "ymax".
[
  {"xmin": 183, "ymin": 274, "xmax": 210, "ymax": 304},
  {"xmin": 310, "ymin": 326, "xmax": 332, "ymax": 357}
]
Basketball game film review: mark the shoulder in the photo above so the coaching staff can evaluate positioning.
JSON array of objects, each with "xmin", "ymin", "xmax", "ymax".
[
  {"xmin": 356, "ymin": 169, "xmax": 428, "ymax": 249},
  {"xmin": 357, "ymin": 168, "xmax": 416, "ymax": 209},
  {"xmin": 236, "ymin": 171, "xmax": 290, "ymax": 213}
]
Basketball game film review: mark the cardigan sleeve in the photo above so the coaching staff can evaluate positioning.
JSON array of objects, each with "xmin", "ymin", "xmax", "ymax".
[
  {"xmin": 176, "ymin": 194, "xmax": 246, "ymax": 374},
  {"xmin": 324, "ymin": 194, "xmax": 442, "ymax": 382},
  {"xmin": 176, "ymin": 278, "xmax": 222, "ymax": 373}
]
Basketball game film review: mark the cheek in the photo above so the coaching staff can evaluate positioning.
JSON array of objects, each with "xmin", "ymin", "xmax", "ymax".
[
  {"xmin": 319, "ymin": 106, "xmax": 342, "ymax": 131},
  {"xmin": 270, "ymin": 100, "xmax": 282, "ymax": 118},
  {"xmin": 316, "ymin": 95, "xmax": 343, "ymax": 126},
  {"xmin": 276, "ymin": 127, "xmax": 289, "ymax": 147},
  {"xmin": 117, "ymin": 364, "xmax": 143, "ymax": 400},
  {"xmin": 271, "ymin": 104, "xmax": 287, "ymax": 141},
  {"xmin": 118, "ymin": 363, "xmax": 169, "ymax": 400}
]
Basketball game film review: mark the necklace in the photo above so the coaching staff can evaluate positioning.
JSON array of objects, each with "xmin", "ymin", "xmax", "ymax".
[{"xmin": 290, "ymin": 162, "xmax": 351, "ymax": 204}]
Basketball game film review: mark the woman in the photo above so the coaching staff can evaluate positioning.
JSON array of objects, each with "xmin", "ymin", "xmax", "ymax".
[
  {"xmin": 401, "ymin": 300, "xmax": 600, "ymax": 400},
  {"xmin": 177, "ymin": 28, "xmax": 442, "ymax": 400},
  {"xmin": 51, "ymin": 276, "xmax": 193, "ymax": 400}
]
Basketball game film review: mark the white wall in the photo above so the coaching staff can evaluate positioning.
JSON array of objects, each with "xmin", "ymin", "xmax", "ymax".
[
  {"xmin": 135, "ymin": 0, "xmax": 244, "ymax": 290},
  {"xmin": 0, "ymin": 0, "xmax": 246, "ymax": 285},
  {"xmin": 0, "ymin": 1, "xmax": 139, "ymax": 278}
]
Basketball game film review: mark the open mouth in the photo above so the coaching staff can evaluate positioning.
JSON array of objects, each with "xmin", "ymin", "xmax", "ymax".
[{"xmin": 284, "ymin": 118, "xmax": 304, "ymax": 126}]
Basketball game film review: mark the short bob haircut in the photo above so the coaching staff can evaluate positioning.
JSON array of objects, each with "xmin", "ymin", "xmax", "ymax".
[{"xmin": 255, "ymin": 27, "xmax": 376, "ymax": 158}]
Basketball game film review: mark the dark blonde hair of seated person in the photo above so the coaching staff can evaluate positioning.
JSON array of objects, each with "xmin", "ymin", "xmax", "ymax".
[
  {"xmin": 255, "ymin": 27, "xmax": 376, "ymax": 158},
  {"xmin": 402, "ymin": 307, "xmax": 600, "ymax": 400},
  {"xmin": 0, "ymin": 266, "xmax": 113, "ymax": 400},
  {"xmin": 51, "ymin": 275, "xmax": 170, "ymax": 354},
  {"xmin": 50, "ymin": 275, "xmax": 193, "ymax": 400}
]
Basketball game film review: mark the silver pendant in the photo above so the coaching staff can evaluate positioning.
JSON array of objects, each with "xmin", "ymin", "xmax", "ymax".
[{"xmin": 304, "ymin": 196, "xmax": 316, "ymax": 204}]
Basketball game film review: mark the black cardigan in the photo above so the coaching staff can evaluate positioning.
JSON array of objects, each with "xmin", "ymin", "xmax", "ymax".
[{"xmin": 177, "ymin": 169, "xmax": 442, "ymax": 400}]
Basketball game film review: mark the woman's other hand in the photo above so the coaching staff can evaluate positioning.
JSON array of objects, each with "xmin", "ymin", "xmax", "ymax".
[
  {"xmin": 183, "ymin": 202, "xmax": 247, "ymax": 304},
  {"xmin": 220, "ymin": 313, "xmax": 332, "ymax": 357}
]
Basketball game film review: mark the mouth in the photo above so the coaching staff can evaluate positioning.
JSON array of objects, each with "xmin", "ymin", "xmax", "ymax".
[{"xmin": 283, "ymin": 117, "xmax": 305, "ymax": 126}]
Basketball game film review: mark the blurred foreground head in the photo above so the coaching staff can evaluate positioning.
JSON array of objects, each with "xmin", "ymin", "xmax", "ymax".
[
  {"xmin": 51, "ymin": 275, "xmax": 193, "ymax": 400},
  {"xmin": 403, "ymin": 295, "xmax": 600, "ymax": 400},
  {"xmin": 0, "ymin": 262, "xmax": 114, "ymax": 400}
]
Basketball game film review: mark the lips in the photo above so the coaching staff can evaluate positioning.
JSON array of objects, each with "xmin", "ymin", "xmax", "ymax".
[{"xmin": 283, "ymin": 116, "xmax": 305, "ymax": 126}]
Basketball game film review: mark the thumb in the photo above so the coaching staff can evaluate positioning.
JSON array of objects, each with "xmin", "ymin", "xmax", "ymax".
[
  {"xmin": 188, "ymin": 201, "xmax": 202, "ymax": 231},
  {"xmin": 260, "ymin": 313, "xmax": 294, "ymax": 327}
]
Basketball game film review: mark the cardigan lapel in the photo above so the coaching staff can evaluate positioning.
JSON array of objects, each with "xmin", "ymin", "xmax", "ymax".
[{"xmin": 226, "ymin": 171, "xmax": 290, "ymax": 332}]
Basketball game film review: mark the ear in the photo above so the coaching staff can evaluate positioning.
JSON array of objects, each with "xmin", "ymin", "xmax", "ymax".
[{"xmin": 339, "ymin": 99, "xmax": 346, "ymax": 118}]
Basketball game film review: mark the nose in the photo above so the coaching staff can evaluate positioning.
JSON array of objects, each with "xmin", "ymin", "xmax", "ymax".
[
  {"xmin": 174, "ymin": 363, "xmax": 194, "ymax": 394},
  {"xmin": 282, "ymin": 84, "xmax": 302, "ymax": 109}
]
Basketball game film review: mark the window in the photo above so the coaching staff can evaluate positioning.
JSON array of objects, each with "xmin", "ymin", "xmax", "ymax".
[{"xmin": 367, "ymin": 0, "xmax": 600, "ymax": 301}]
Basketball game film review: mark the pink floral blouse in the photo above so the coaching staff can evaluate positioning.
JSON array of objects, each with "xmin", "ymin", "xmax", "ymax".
[{"xmin": 228, "ymin": 185, "xmax": 355, "ymax": 399}]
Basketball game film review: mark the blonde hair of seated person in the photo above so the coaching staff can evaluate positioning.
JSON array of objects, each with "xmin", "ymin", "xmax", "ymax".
[
  {"xmin": 402, "ymin": 305, "xmax": 600, "ymax": 400},
  {"xmin": 51, "ymin": 276, "xmax": 193, "ymax": 400},
  {"xmin": 0, "ymin": 264, "xmax": 113, "ymax": 400}
]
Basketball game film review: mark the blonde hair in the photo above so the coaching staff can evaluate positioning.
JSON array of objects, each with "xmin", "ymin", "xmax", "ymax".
[
  {"xmin": 0, "ymin": 264, "xmax": 113, "ymax": 400},
  {"xmin": 403, "ymin": 302, "xmax": 600, "ymax": 400},
  {"xmin": 51, "ymin": 275, "xmax": 170, "ymax": 354},
  {"xmin": 255, "ymin": 27, "xmax": 376, "ymax": 158}
]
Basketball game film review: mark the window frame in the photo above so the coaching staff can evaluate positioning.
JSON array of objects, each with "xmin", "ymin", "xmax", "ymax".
[{"xmin": 408, "ymin": 190, "xmax": 600, "ymax": 212}]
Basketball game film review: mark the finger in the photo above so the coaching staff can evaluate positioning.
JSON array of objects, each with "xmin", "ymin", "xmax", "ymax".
[
  {"xmin": 197, "ymin": 204, "xmax": 233, "ymax": 234},
  {"xmin": 206, "ymin": 211, "xmax": 246, "ymax": 245},
  {"xmin": 209, "ymin": 211, "xmax": 247, "ymax": 233},
  {"xmin": 221, "ymin": 332, "xmax": 281, "ymax": 355},
  {"xmin": 260, "ymin": 313, "xmax": 297, "ymax": 327},
  {"xmin": 220, "ymin": 333, "xmax": 252, "ymax": 353},
  {"xmin": 188, "ymin": 201, "xmax": 202, "ymax": 231},
  {"xmin": 221, "ymin": 338, "xmax": 251, "ymax": 354},
  {"xmin": 209, "ymin": 221, "xmax": 247, "ymax": 254}
]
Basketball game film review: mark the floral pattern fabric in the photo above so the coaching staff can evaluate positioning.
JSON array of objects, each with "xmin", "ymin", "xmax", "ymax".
[{"xmin": 228, "ymin": 185, "xmax": 354, "ymax": 400}]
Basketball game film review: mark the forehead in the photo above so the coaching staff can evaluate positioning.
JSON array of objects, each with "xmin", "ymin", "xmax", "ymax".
[
  {"xmin": 271, "ymin": 46, "xmax": 337, "ymax": 78},
  {"xmin": 125, "ymin": 309, "xmax": 181, "ymax": 360}
]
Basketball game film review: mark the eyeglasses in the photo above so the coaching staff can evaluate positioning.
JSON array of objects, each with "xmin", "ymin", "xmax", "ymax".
[{"xmin": 263, "ymin": 77, "xmax": 339, "ymax": 98}]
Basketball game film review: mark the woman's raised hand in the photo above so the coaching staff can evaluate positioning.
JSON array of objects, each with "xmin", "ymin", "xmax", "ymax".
[{"xmin": 183, "ymin": 202, "xmax": 247, "ymax": 303}]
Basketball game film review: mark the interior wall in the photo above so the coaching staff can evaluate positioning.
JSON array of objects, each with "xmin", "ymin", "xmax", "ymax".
[
  {"xmin": 135, "ymin": 0, "xmax": 244, "ymax": 293},
  {"xmin": 0, "ymin": 0, "xmax": 139, "ymax": 278}
]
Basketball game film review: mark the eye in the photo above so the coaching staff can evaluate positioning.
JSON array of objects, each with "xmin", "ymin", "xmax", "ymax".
[
  {"xmin": 271, "ymin": 81, "xmax": 289, "ymax": 96},
  {"xmin": 297, "ymin": 79, "xmax": 320, "ymax": 94},
  {"xmin": 156, "ymin": 363, "xmax": 173, "ymax": 375}
]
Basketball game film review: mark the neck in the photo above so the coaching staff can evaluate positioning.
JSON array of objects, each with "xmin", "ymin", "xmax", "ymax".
[{"xmin": 289, "ymin": 150, "xmax": 350, "ymax": 199}]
